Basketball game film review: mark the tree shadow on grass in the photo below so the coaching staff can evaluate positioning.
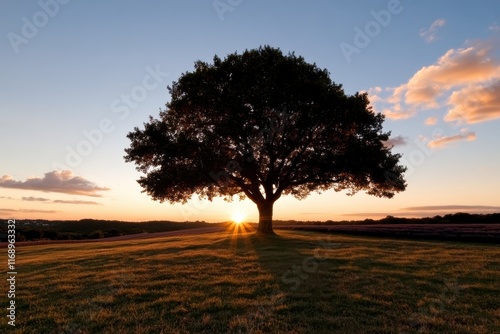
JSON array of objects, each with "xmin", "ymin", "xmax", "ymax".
[
  {"xmin": 248, "ymin": 230, "xmax": 347, "ymax": 278},
  {"xmin": 231, "ymin": 230, "xmax": 354, "ymax": 333}
]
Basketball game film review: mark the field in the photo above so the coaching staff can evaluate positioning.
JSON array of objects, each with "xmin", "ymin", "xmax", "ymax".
[{"xmin": 2, "ymin": 227, "xmax": 499, "ymax": 334}]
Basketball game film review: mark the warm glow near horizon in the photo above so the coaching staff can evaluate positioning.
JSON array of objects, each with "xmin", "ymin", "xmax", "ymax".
[
  {"xmin": 231, "ymin": 211, "xmax": 246, "ymax": 225},
  {"xmin": 1, "ymin": 2, "xmax": 499, "ymax": 222}
]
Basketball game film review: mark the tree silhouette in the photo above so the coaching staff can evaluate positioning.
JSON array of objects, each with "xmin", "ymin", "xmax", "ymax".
[{"xmin": 124, "ymin": 46, "xmax": 406, "ymax": 234}]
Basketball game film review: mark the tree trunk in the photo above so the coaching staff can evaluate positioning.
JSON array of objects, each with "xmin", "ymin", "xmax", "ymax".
[{"xmin": 257, "ymin": 200, "xmax": 275, "ymax": 234}]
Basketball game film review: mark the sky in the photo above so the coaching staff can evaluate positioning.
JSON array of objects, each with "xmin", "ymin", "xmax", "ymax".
[{"xmin": 1, "ymin": 0, "xmax": 500, "ymax": 223}]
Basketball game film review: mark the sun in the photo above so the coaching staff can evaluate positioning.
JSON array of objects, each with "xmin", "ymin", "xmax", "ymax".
[
  {"xmin": 231, "ymin": 211, "xmax": 246, "ymax": 224},
  {"xmin": 227, "ymin": 210, "xmax": 252, "ymax": 248}
]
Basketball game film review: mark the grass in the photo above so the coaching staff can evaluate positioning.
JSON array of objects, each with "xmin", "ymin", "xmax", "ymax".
[{"xmin": 2, "ymin": 226, "xmax": 499, "ymax": 333}]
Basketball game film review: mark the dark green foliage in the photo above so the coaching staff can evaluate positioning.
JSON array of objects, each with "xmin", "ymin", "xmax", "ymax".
[
  {"xmin": 124, "ymin": 46, "xmax": 407, "ymax": 233},
  {"xmin": 89, "ymin": 230, "xmax": 104, "ymax": 239}
]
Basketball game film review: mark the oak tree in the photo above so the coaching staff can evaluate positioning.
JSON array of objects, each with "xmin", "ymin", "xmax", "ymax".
[{"xmin": 124, "ymin": 46, "xmax": 406, "ymax": 234}]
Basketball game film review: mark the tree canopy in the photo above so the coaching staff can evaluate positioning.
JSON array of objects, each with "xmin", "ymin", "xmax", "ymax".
[{"xmin": 124, "ymin": 46, "xmax": 407, "ymax": 234}]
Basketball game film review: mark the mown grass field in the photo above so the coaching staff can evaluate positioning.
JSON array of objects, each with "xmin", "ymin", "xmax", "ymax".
[{"xmin": 2, "ymin": 226, "xmax": 499, "ymax": 334}]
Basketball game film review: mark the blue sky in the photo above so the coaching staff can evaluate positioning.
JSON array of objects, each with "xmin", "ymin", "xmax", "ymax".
[{"xmin": 1, "ymin": 0, "xmax": 499, "ymax": 222}]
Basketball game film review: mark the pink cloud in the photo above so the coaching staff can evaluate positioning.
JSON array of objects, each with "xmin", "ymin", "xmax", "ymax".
[
  {"xmin": 427, "ymin": 131, "xmax": 476, "ymax": 149},
  {"xmin": 402, "ymin": 43, "xmax": 498, "ymax": 107},
  {"xmin": 402, "ymin": 205, "xmax": 500, "ymax": 212},
  {"xmin": 445, "ymin": 81, "xmax": 500, "ymax": 123},
  {"xmin": 424, "ymin": 116, "xmax": 438, "ymax": 126},
  {"xmin": 53, "ymin": 199, "xmax": 100, "ymax": 205},
  {"xmin": 0, "ymin": 170, "xmax": 110, "ymax": 197},
  {"xmin": 369, "ymin": 39, "xmax": 500, "ymax": 123},
  {"xmin": 381, "ymin": 103, "xmax": 415, "ymax": 120},
  {"xmin": 0, "ymin": 208, "xmax": 60, "ymax": 214}
]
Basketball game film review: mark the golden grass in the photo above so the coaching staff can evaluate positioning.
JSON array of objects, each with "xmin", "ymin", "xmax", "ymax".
[{"xmin": 2, "ymin": 226, "xmax": 499, "ymax": 333}]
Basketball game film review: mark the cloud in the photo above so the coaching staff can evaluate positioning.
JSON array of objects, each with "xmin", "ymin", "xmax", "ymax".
[
  {"xmin": 427, "ymin": 130, "xmax": 476, "ymax": 149},
  {"xmin": 424, "ymin": 116, "xmax": 438, "ymax": 126},
  {"xmin": 343, "ymin": 205, "xmax": 500, "ymax": 219},
  {"xmin": 22, "ymin": 196, "xmax": 50, "ymax": 202},
  {"xmin": 402, "ymin": 43, "xmax": 497, "ymax": 107},
  {"xmin": 0, "ymin": 208, "xmax": 60, "ymax": 214},
  {"xmin": 383, "ymin": 135, "xmax": 408, "ymax": 148},
  {"xmin": 369, "ymin": 39, "xmax": 500, "ymax": 124},
  {"xmin": 342, "ymin": 212, "xmax": 398, "ymax": 218},
  {"xmin": 489, "ymin": 23, "xmax": 500, "ymax": 32},
  {"xmin": 445, "ymin": 81, "xmax": 500, "ymax": 123},
  {"xmin": 0, "ymin": 170, "xmax": 110, "ymax": 197},
  {"xmin": 0, "ymin": 196, "xmax": 14, "ymax": 200},
  {"xmin": 420, "ymin": 19, "xmax": 446, "ymax": 43},
  {"xmin": 53, "ymin": 199, "xmax": 100, "ymax": 205},
  {"xmin": 15, "ymin": 196, "xmax": 100, "ymax": 205},
  {"xmin": 402, "ymin": 205, "xmax": 500, "ymax": 212},
  {"xmin": 381, "ymin": 104, "xmax": 416, "ymax": 120}
]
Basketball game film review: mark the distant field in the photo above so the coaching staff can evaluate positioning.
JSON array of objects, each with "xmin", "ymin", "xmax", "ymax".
[
  {"xmin": 2, "ymin": 212, "xmax": 498, "ymax": 243},
  {"xmin": 2, "ymin": 228, "xmax": 499, "ymax": 333},
  {"xmin": 279, "ymin": 223, "xmax": 500, "ymax": 243}
]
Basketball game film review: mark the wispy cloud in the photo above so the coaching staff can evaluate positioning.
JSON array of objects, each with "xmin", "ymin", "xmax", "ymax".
[
  {"xmin": 0, "ymin": 170, "xmax": 110, "ymax": 197},
  {"xmin": 22, "ymin": 196, "xmax": 50, "ymax": 202},
  {"xmin": 14, "ymin": 196, "xmax": 100, "ymax": 205},
  {"xmin": 489, "ymin": 23, "xmax": 500, "ymax": 32},
  {"xmin": 402, "ymin": 205, "xmax": 500, "ymax": 212},
  {"xmin": 53, "ymin": 199, "xmax": 100, "ymax": 205},
  {"xmin": 0, "ymin": 208, "xmax": 60, "ymax": 214},
  {"xmin": 343, "ymin": 204, "xmax": 500, "ymax": 219},
  {"xmin": 342, "ymin": 212, "xmax": 398, "ymax": 218},
  {"xmin": 420, "ymin": 19, "xmax": 446, "ymax": 43},
  {"xmin": 427, "ymin": 130, "xmax": 476, "ymax": 149},
  {"xmin": 383, "ymin": 135, "xmax": 408, "ymax": 148}
]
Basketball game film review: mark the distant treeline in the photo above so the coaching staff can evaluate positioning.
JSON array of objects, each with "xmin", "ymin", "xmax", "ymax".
[
  {"xmin": 272, "ymin": 212, "xmax": 500, "ymax": 226},
  {"xmin": 1, "ymin": 212, "xmax": 499, "ymax": 242},
  {"xmin": 0, "ymin": 219, "xmax": 211, "ymax": 242}
]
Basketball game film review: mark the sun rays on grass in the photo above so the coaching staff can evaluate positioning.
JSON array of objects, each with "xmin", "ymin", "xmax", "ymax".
[
  {"xmin": 226, "ymin": 210, "xmax": 255, "ymax": 250},
  {"xmin": 13, "ymin": 231, "xmax": 500, "ymax": 333}
]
